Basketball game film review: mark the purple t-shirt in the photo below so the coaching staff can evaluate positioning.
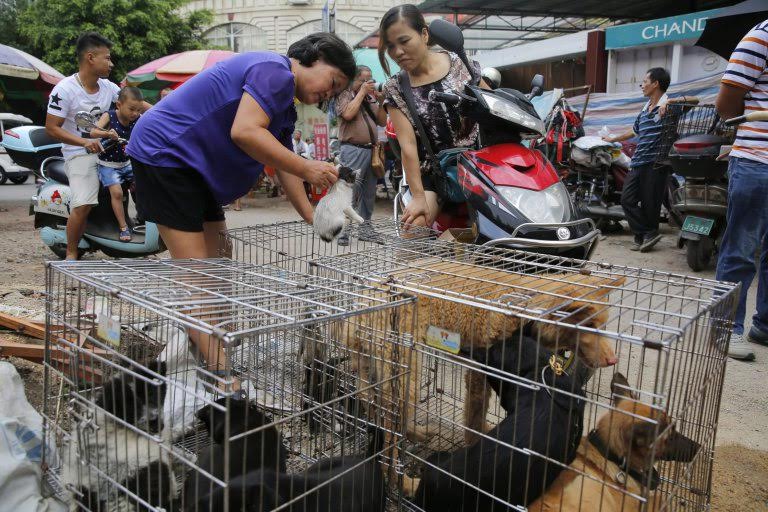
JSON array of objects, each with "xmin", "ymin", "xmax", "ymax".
[{"xmin": 127, "ymin": 52, "xmax": 296, "ymax": 204}]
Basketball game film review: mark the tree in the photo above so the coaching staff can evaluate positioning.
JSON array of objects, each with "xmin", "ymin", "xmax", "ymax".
[
  {"xmin": 18, "ymin": 0, "xmax": 213, "ymax": 80},
  {"xmin": 0, "ymin": 0, "xmax": 31, "ymax": 51}
]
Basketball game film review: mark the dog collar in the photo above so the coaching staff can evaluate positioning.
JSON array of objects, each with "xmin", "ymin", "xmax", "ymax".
[
  {"xmin": 548, "ymin": 352, "xmax": 574, "ymax": 376},
  {"xmin": 587, "ymin": 430, "xmax": 660, "ymax": 490}
]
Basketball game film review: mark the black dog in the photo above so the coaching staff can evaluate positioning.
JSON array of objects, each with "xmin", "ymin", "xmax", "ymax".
[
  {"xmin": 76, "ymin": 360, "xmax": 173, "ymax": 512},
  {"xmin": 96, "ymin": 359, "xmax": 168, "ymax": 434},
  {"xmin": 412, "ymin": 333, "xmax": 589, "ymax": 511},
  {"xmin": 194, "ymin": 426, "xmax": 387, "ymax": 512},
  {"xmin": 183, "ymin": 396, "xmax": 288, "ymax": 511}
]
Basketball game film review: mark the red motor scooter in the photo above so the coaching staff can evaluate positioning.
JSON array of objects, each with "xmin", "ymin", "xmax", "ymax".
[{"xmin": 393, "ymin": 20, "xmax": 599, "ymax": 259}]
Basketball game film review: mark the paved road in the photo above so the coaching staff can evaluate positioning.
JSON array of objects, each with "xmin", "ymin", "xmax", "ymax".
[{"xmin": 0, "ymin": 182, "xmax": 35, "ymax": 204}]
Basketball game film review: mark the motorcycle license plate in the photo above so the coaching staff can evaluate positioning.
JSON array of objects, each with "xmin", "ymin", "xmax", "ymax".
[{"xmin": 682, "ymin": 216, "xmax": 714, "ymax": 236}]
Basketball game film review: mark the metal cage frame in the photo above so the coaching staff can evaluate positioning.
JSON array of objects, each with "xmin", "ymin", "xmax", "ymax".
[{"xmin": 42, "ymin": 258, "xmax": 418, "ymax": 511}]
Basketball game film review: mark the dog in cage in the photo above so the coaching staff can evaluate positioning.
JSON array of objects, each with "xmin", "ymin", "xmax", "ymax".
[
  {"xmin": 60, "ymin": 359, "xmax": 179, "ymax": 512},
  {"xmin": 313, "ymin": 165, "xmax": 364, "ymax": 242},
  {"xmin": 183, "ymin": 396, "xmax": 288, "ymax": 511},
  {"xmin": 191, "ymin": 424, "xmax": 388, "ymax": 512},
  {"xmin": 339, "ymin": 268, "xmax": 624, "ymax": 495},
  {"xmin": 410, "ymin": 330, "xmax": 590, "ymax": 511},
  {"xmin": 527, "ymin": 373, "xmax": 701, "ymax": 511}
]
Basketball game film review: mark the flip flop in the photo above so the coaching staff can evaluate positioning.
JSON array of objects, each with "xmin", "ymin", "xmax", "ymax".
[{"xmin": 119, "ymin": 227, "xmax": 132, "ymax": 242}]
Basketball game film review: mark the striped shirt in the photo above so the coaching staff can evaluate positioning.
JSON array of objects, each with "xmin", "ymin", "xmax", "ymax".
[
  {"xmin": 631, "ymin": 94, "xmax": 682, "ymax": 169},
  {"xmin": 722, "ymin": 19, "xmax": 768, "ymax": 165}
]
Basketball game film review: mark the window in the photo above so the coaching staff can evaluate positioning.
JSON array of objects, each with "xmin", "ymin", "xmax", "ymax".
[{"xmin": 204, "ymin": 23, "xmax": 268, "ymax": 52}]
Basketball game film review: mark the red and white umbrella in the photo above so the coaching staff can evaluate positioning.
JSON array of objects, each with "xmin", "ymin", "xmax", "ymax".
[
  {"xmin": 0, "ymin": 43, "xmax": 63, "ymax": 85},
  {"xmin": 124, "ymin": 50, "xmax": 236, "ymax": 88}
]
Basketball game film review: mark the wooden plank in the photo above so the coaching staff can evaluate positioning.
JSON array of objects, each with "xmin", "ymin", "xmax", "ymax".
[
  {"xmin": 0, "ymin": 339, "xmax": 105, "ymax": 384},
  {"xmin": 0, "ymin": 312, "xmax": 46, "ymax": 340}
]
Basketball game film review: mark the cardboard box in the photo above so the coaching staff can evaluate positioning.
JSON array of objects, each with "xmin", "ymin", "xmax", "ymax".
[{"xmin": 438, "ymin": 228, "xmax": 476, "ymax": 244}]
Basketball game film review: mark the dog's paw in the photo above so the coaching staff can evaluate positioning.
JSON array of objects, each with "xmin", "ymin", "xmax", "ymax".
[
  {"xmin": 463, "ymin": 422, "xmax": 493, "ymax": 445},
  {"xmin": 401, "ymin": 475, "xmax": 421, "ymax": 498}
]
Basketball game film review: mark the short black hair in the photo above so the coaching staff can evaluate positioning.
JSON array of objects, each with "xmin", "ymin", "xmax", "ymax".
[
  {"xmin": 117, "ymin": 86, "xmax": 143, "ymax": 102},
  {"xmin": 647, "ymin": 67, "xmax": 671, "ymax": 92},
  {"xmin": 379, "ymin": 4, "xmax": 428, "ymax": 75},
  {"xmin": 287, "ymin": 33, "xmax": 356, "ymax": 82},
  {"xmin": 76, "ymin": 32, "xmax": 112, "ymax": 62}
]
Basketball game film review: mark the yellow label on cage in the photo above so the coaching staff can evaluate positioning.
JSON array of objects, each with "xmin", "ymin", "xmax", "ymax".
[
  {"xmin": 97, "ymin": 314, "xmax": 120, "ymax": 347},
  {"xmin": 426, "ymin": 325, "xmax": 461, "ymax": 354}
]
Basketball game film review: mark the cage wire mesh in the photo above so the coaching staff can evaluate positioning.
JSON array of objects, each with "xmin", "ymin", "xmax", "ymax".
[
  {"xmin": 310, "ymin": 241, "xmax": 739, "ymax": 511},
  {"xmin": 224, "ymin": 219, "xmax": 440, "ymax": 274},
  {"xmin": 224, "ymin": 220, "xmax": 737, "ymax": 511},
  {"xmin": 42, "ymin": 258, "xmax": 417, "ymax": 511}
]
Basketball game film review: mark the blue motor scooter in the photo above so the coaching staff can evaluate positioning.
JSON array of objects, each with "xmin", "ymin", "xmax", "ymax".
[{"xmin": 29, "ymin": 111, "xmax": 165, "ymax": 259}]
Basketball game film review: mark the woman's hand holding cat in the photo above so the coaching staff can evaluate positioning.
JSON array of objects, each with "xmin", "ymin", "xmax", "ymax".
[
  {"xmin": 303, "ymin": 160, "xmax": 338, "ymax": 189},
  {"xmin": 402, "ymin": 194, "xmax": 430, "ymax": 226}
]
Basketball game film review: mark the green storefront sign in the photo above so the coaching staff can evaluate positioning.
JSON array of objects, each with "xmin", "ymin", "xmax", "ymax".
[{"xmin": 605, "ymin": 8, "xmax": 723, "ymax": 49}]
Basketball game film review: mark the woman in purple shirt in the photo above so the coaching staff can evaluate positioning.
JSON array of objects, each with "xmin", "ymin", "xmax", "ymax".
[
  {"xmin": 127, "ymin": 34, "xmax": 355, "ymax": 383},
  {"xmin": 128, "ymin": 33, "xmax": 355, "ymax": 257}
]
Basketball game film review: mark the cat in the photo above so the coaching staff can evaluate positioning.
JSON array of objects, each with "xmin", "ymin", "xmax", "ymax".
[{"xmin": 313, "ymin": 165, "xmax": 364, "ymax": 242}]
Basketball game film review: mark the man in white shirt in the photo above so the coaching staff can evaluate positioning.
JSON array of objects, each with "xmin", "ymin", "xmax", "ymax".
[
  {"xmin": 45, "ymin": 32, "xmax": 149, "ymax": 259},
  {"xmin": 307, "ymin": 136, "xmax": 316, "ymax": 160},
  {"xmin": 292, "ymin": 129, "xmax": 310, "ymax": 159}
]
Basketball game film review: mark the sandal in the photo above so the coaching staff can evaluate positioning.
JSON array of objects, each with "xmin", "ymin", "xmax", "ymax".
[{"xmin": 119, "ymin": 226, "xmax": 132, "ymax": 242}]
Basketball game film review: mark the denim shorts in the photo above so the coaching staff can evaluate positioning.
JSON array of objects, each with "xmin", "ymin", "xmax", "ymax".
[{"xmin": 98, "ymin": 163, "xmax": 134, "ymax": 188}]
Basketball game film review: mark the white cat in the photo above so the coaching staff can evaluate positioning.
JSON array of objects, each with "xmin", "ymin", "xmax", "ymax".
[{"xmin": 313, "ymin": 166, "xmax": 364, "ymax": 242}]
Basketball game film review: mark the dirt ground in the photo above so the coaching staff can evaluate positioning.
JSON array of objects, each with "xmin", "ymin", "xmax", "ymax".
[{"xmin": 1, "ymin": 190, "xmax": 767, "ymax": 510}]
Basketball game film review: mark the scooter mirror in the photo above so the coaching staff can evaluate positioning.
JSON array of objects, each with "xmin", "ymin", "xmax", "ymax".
[
  {"xmin": 428, "ymin": 19, "xmax": 479, "ymax": 85},
  {"xmin": 429, "ymin": 19, "xmax": 464, "ymax": 53},
  {"xmin": 530, "ymin": 74, "xmax": 545, "ymax": 98},
  {"xmin": 75, "ymin": 111, "xmax": 98, "ymax": 131}
]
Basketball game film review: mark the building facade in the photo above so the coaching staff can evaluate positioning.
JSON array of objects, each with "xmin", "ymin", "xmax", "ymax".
[
  {"xmin": 182, "ymin": 0, "xmax": 404, "ymax": 135},
  {"xmin": 183, "ymin": 0, "xmax": 405, "ymax": 54}
]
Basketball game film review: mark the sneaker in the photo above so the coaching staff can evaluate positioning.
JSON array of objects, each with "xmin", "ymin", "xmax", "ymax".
[
  {"xmin": 727, "ymin": 333, "xmax": 756, "ymax": 361},
  {"xmin": 639, "ymin": 233, "xmax": 662, "ymax": 253},
  {"xmin": 630, "ymin": 235, "xmax": 642, "ymax": 251},
  {"xmin": 747, "ymin": 325, "xmax": 768, "ymax": 347}
]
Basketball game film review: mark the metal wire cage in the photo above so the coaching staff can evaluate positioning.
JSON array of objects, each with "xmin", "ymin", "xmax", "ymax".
[
  {"xmin": 654, "ymin": 104, "xmax": 736, "ymax": 167},
  {"xmin": 224, "ymin": 219, "xmax": 440, "ymax": 275},
  {"xmin": 308, "ymin": 243, "xmax": 739, "ymax": 511},
  {"xmin": 42, "ymin": 258, "xmax": 417, "ymax": 511}
]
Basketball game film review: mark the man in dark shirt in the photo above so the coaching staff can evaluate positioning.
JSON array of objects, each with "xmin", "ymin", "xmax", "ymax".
[{"xmin": 605, "ymin": 68, "xmax": 696, "ymax": 252}]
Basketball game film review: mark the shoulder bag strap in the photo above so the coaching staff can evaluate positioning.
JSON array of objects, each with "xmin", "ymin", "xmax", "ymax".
[
  {"xmin": 360, "ymin": 100, "xmax": 378, "ymax": 146},
  {"xmin": 398, "ymin": 70, "xmax": 440, "ymax": 173}
]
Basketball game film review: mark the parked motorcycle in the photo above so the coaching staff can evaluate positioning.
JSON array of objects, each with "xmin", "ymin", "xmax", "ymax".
[
  {"xmin": 30, "ymin": 111, "xmax": 165, "ymax": 259},
  {"xmin": 568, "ymin": 136, "xmax": 681, "ymax": 233},
  {"xmin": 668, "ymin": 105, "xmax": 735, "ymax": 271},
  {"xmin": 394, "ymin": 19, "xmax": 599, "ymax": 259}
]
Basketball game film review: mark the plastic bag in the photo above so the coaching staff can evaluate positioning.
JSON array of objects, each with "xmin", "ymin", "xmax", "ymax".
[{"xmin": 597, "ymin": 125, "xmax": 612, "ymax": 139}]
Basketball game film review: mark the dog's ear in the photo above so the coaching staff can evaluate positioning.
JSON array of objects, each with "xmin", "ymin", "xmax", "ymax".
[
  {"xmin": 196, "ymin": 403, "xmax": 230, "ymax": 443},
  {"xmin": 611, "ymin": 372, "xmax": 637, "ymax": 403}
]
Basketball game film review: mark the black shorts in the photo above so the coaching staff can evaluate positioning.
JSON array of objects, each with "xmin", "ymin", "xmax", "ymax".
[{"xmin": 131, "ymin": 158, "xmax": 225, "ymax": 232}]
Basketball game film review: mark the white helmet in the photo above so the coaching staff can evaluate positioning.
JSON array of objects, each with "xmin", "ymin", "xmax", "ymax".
[{"xmin": 481, "ymin": 67, "xmax": 501, "ymax": 89}]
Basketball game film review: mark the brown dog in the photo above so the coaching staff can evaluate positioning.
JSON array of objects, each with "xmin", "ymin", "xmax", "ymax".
[
  {"xmin": 527, "ymin": 373, "xmax": 701, "ymax": 512},
  {"xmin": 340, "ymin": 264, "xmax": 625, "ymax": 495}
]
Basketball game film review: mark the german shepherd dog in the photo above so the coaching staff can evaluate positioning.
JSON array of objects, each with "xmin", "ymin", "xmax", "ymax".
[
  {"xmin": 528, "ymin": 373, "xmax": 701, "ymax": 511},
  {"xmin": 410, "ymin": 331, "xmax": 590, "ymax": 511}
]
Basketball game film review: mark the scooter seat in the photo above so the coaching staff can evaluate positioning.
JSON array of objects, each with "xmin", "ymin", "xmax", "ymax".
[{"xmin": 46, "ymin": 160, "xmax": 68, "ymax": 185}]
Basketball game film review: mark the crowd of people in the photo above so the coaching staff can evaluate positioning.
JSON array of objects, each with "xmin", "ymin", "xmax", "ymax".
[{"xmin": 42, "ymin": 8, "xmax": 768, "ymax": 368}]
